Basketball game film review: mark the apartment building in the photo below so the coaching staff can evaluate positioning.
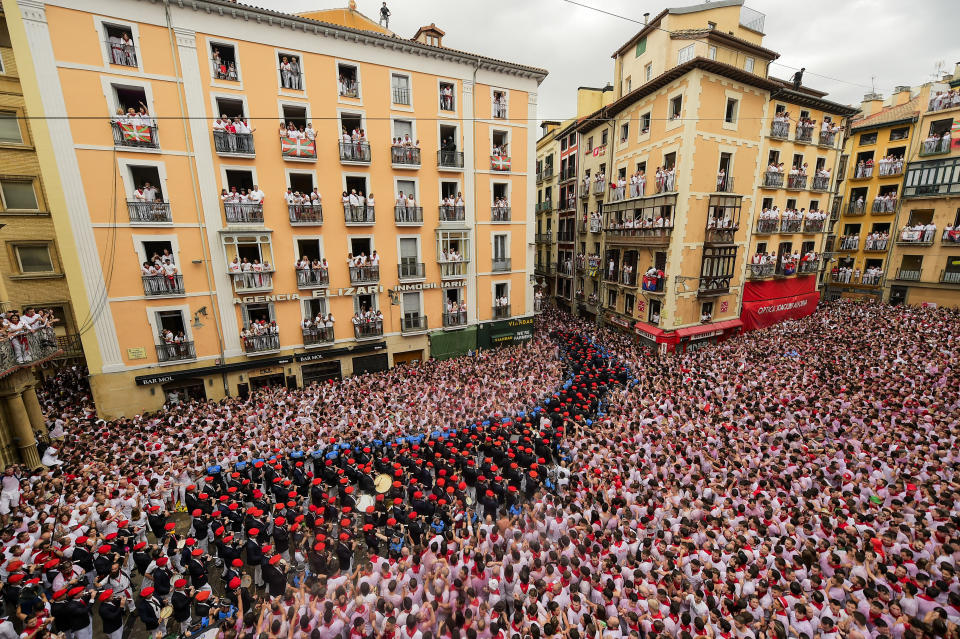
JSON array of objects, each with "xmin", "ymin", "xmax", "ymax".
[
  {"xmin": 7, "ymin": 0, "xmax": 545, "ymax": 416},
  {"xmin": 564, "ymin": 0, "xmax": 855, "ymax": 353}
]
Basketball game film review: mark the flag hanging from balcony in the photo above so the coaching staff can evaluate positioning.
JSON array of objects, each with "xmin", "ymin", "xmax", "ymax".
[
  {"xmin": 119, "ymin": 122, "xmax": 151, "ymax": 142},
  {"xmin": 281, "ymin": 136, "xmax": 316, "ymax": 158},
  {"xmin": 491, "ymin": 155, "xmax": 511, "ymax": 171},
  {"xmin": 952, "ymin": 119, "xmax": 960, "ymax": 148}
]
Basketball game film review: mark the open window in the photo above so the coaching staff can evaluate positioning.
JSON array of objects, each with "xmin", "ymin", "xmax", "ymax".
[
  {"xmin": 215, "ymin": 97, "xmax": 245, "ymax": 120},
  {"xmin": 492, "ymin": 90, "xmax": 508, "ymax": 118},
  {"xmin": 296, "ymin": 238, "xmax": 323, "ymax": 262},
  {"xmin": 492, "ymin": 130, "xmax": 509, "ymax": 155},
  {"xmin": 724, "ymin": 98, "xmax": 739, "ymax": 124},
  {"xmin": 210, "ymin": 42, "xmax": 239, "ymax": 82},
  {"xmin": 154, "ymin": 310, "xmax": 193, "ymax": 361},
  {"xmin": 640, "ymin": 112, "xmax": 651, "ymax": 134},
  {"xmin": 278, "ymin": 52, "xmax": 303, "ymax": 90},
  {"xmin": 349, "ymin": 237, "xmax": 373, "ymax": 261},
  {"xmin": 113, "ymin": 85, "xmax": 148, "ymax": 118},
  {"xmin": 338, "ymin": 63, "xmax": 359, "ymax": 98},
  {"xmin": 669, "ymin": 95, "xmax": 683, "ymax": 119},
  {"xmin": 103, "ymin": 23, "xmax": 137, "ymax": 68},
  {"xmin": 353, "ymin": 292, "xmax": 378, "ymax": 314},
  {"xmin": 439, "ymin": 81, "xmax": 455, "ymax": 111},
  {"xmin": 281, "ymin": 104, "xmax": 308, "ymax": 131},
  {"xmin": 224, "ymin": 169, "xmax": 254, "ymax": 194},
  {"xmin": 128, "ymin": 165, "xmax": 163, "ymax": 200},
  {"xmin": 288, "ymin": 171, "xmax": 314, "ymax": 194},
  {"xmin": 345, "ymin": 175, "xmax": 369, "ymax": 199}
]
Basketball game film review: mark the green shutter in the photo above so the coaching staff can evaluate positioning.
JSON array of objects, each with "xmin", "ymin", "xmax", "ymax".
[{"xmin": 635, "ymin": 37, "xmax": 646, "ymax": 57}]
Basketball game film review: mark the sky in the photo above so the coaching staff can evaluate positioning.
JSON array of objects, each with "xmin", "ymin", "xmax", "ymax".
[{"xmin": 274, "ymin": 0, "xmax": 960, "ymax": 122}]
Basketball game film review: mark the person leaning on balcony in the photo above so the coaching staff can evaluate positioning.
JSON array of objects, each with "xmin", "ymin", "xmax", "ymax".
[{"xmin": 395, "ymin": 191, "xmax": 407, "ymax": 220}]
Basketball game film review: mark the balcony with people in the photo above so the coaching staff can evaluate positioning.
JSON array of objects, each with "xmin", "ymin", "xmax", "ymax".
[
  {"xmin": 212, "ymin": 113, "xmax": 255, "ymax": 157},
  {"xmin": 942, "ymin": 225, "xmax": 960, "ymax": 245},
  {"xmin": 391, "ymin": 138, "xmax": 422, "ymax": 168},
  {"xmin": 770, "ymin": 112, "xmax": 790, "ymax": 139},
  {"xmin": 640, "ymin": 267, "xmax": 665, "ymax": 293},
  {"xmin": 603, "ymin": 197, "xmax": 676, "ymax": 245},
  {"xmin": 655, "ymin": 165, "xmax": 677, "ymax": 194},
  {"xmin": 394, "ymin": 194, "xmax": 423, "ymax": 226},
  {"xmin": 491, "ymin": 197, "xmax": 511, "ymax": 222},
  {"xmin": 0, "ymin": 311, "xmax": 62, "ymax": 373},
  {"xmin": 492, "ymin": 90, "xmax": 508, "ymax": 119},
  {"xmin": 929, "ymin": 89, "xmax": 960, "ymax": 112},
  {"xmin": 779, "ymin": 214, "xmax": 803, "ymax": 234},
  {"xmin": 811, "ymin": 170, "xmax": 831, "ymax": 192},
  {"xmin": 897, "ymin": 222, "xmax": 937, "ymax": 246},
  {"xmin": 715, "ymin": 173, "xmax": 735, "ymax": 194},
  {"xmin": 302, "ymin": 321, "xmax": 334, "ymax": 347},
  {"xmin": 704, "ymin": 196, "xmax": 741, "ymax": 244},
  {"xmin": 342, "ymin": 189, "xmax": 375, "ymax": 225},
  {"xmin": 864, "ymin": 231, "xmax": 890, "ymax": 252},
  {"xmin": 110, "ymin": 89, "xmax": 158, "ymax": 149},
  {"xmin": 492, "ymin": 299, "xmax": 511, "ymax": 319},
  {"xmin": 348, "ymin": 256, "xmax": 380, "ymax": 285},
  {"xmin": 353, "ymin": 311, "xmax": 384, "ymax": 340},
  {"xmin": 142, "ymin": 272, "xmax": 184, "ymax": 297},
  {"xmin": 277, "ymin": 113, "xmax": 316, "ymax": 161},
  {"xmin": 920, "ymin": 131, "xmax": 952, "ymax": 157},
  {"xmin": 491, "ymin": 133, "xmax": 510, "ymax": 171},
  {"xmin": 763, "ymin": 166, "xmax": 785, "ymax": 188},
  {"xmin": 439, "ymin": 195, "xmax": 466, "ymax": 223},
  {"xmin": 128, "ymin": 180, "xmax": 171, "ymax": 223},
  {"xmin": 818, "ymin": 125, "xmax": 840, "ymax": 148},
  {"xmin": 338, "ymin": 64, "xmax": 360, "ymax": 98},
  {"xmin": 438, "ymin": 131, "xmax": 464, "ymax": 169},
  {"xmin": 877, "ymin": 154, "xmax": 905, "ymax": 177},
  {"xmin": 438, "ymin": 245, "xmax": 468, "ymax": 279},
  {"xmin": 851, "ymin": 159, "xmax": 874, "ymax": 181},
  {"xmin": 847, "ymin": 195, "xmax": 867, "ymax": 216},
  {"xmin": 592, "ymin": 172, "xmax": 606, "ymax": 196},
  {"xmin": 295, "ymin": 257, "xmax": 329, "ymax": 289},
  {"xmin": 155, "ymin": 338, "xmax": 196, "ymax": 363},
  {"xmin": 872, "ymin": 190, "xmax": 899, "ymax": 214},
  {"xmin": 747, "ymin": 258, "xmax": 775, "ymax": 279},
  {"xmin": 338, "ymin": 114, "xmax": 371, "ymax": 164},
  {"xmin": 227, "ymin": 258, "xmax": 274, "ymax": 293},
  {"xmin": 786, "ymin": 170, "xmax": 808, "ymax": 190},
  {"xmin": 831, "ymin": 264, "xmax": 884, "ymax": 287},
  {"xmin": 443, "ymin": 306, "xmax": 468, "ymax": 328},
  {"xmin": 220, "ymin": 186, "xmax": 264, "ymax": 224},
  {"xmin": 285, "ymin": 189, "xmax": 323, "ymax": 225},
  {"xmin": 794, "ymin": 118, "xmax": 815, "ymax": 143},
  {"xmin": 241, "ymin": 322, "xmax": 280, "ymax": 354}
]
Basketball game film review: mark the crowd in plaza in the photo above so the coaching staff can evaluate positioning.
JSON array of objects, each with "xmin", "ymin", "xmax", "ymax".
[{"xmin": 2, "ymin": 300, "xmax": 960, "ymax": 639}]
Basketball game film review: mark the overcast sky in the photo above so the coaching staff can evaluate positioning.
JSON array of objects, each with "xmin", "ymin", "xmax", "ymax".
[{"xmin": 279, "ymin": 0, "xmax": 960, "ymax": 120}]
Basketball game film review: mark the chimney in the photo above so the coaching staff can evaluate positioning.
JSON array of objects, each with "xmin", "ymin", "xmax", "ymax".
[
  {"xmin": 412, "ymin": 23, "xmax": 445, "ymax": 47},
  {"xmin": 860, "ymin": 92, "xmax": 884, "ymax": 117},
  {"xmin": 643, "ymin": 12, "xmax": 650, "ymax": 25},
  {"xmin": 892, "ymin": 85, "xmax": 912, "ymax": 106}
]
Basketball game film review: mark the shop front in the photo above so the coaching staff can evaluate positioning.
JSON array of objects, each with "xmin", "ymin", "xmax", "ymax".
[
  {"xmin": 477, "ymin": 316, "xmax": 534, "ymax": 349},
  {"xmin": 300, "ymin": 361, "xmax": 342, "ymax": 385},
  {"xmin": 603, "ymin": 311, "xmax": 634, "ymax": 336},
  {"xmin": 162, "ymin": 378, "xmax": 207, "ymax": 405},
  {"xmin": 741, "ymin": 277, "xmax": 820, "ymax": 331},
  {"xmin": 675, "ymin": 319, "xmax": 743, "ymax": 352},
  {"xmin": 393, "ymin": 350, "xmax": 424, "ymax": 366},
  {"xmin": 353, "ymin": 352, "xmax": 389, "ymax": 375},
  {"xmin": 633, "ymin": 322, "xmax": 678, "ymax": 355}
]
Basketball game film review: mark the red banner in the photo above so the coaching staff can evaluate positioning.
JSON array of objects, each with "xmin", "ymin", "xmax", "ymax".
[
  {"xmin": 741, "ymin": 291, "xmax": 820, "ymax": 330},
  {"xmin": 742, "ymin": 276, "xmax": 815, "ymax": 302}
]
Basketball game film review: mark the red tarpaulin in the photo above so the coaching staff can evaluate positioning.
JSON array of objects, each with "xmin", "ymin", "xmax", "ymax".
[
  {"xmin": 741, "ymin": 278, "xmax": 819, "ymax": 331},
  {"xmin": 675, "ymin": 318, "xmax": 743, "ymax": 338}
]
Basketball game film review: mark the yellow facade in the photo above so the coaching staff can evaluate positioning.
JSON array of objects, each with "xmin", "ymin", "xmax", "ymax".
[{"xmin": 8, "ymin": 0, "xmax": 545, "ymax": 416}]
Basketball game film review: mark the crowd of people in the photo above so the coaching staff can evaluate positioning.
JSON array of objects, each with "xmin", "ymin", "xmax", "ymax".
[
  {"xmin": 228, "ymin": 257, "xmax": 274, "ymax": 290},
  {"xmin": 212, "ymin": 117, "xmax": 256, "ymax": 154},
  {"xmin": 922, "ymin": 131, "xmax": 952, "ymax": 155},
  {"xmin": 220, "ymin": 186, "xmax": 266, "ymax": 220},
  {"xmin": 279, "ymin": 121, "xmax": 316, "ymax": 143},
  {"xmin": 877, "ymin": 155, "xmax": 905, "ymax": 177},
  {"xmin": 240, "ymin": 319, "xmax": 280, "ymax": 352},
  {"xmin": 900, "ymin": 222, "xmax": 939, "ymax": 244},
  {"xmin": 864, "ymin": 230, "xmax": 890, "ymax": 251},
  {"xmin": 340, "ymin": 128, "xmax": 370, "ymax": 160},
  {"xmin": 928, "ymin": 88, "xmax": 960, "ymax": 112},
  {"xmin": 285, "ymin": 188, "xmax": 324, "ymax": 223},
  {"xmin": 873, "ymin": 192, "xmax": 899, "ymax": 213},
  {"xmin": 390, "ymin": 138, "xmax": 422, "ymax": 165},
  {"xmin": 347, "ymin": 252, "xmax": 381, "ymax": 281},
  {"xmin": 6, "ymin": 299, "xmax": 960, "ymax": 639},
  {"xmin": 140, "ymin": 251, "xmax": 181, "ymax": 296}
]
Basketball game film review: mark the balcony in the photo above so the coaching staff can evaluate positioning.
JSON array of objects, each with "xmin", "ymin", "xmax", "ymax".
[
  {"xmin": 786, "ymin": 174, "xmax": 808, "ymax": 190},
  {"xmin": 288, "ymin": 204, "xmax": 323, "ymax": 225},
  {"xmin": 770, "ymin": 121, "xmax": 790, "ymax": 139},
  {"xmin": 223, "ymin": 202, "xmax": 263, "ymax": 224},
  {"xmin": 940, "ymin": 270, "xmax": 960, "ymax": 284},
  {"xmin": 557, "ymin": 261, "xmax": 574, "ymax": 276},
  {"xmin": 592, "ymin": 181, "xmax": 605, "ymax": 196},
  {"xmin": 439, "ymin": 205, "xmax": 465, "ymax": 223},
  {"xmin": 128, "ymin": 201, "xmax": 172, "ymax": 223},
  {"xmin": 798, "ymin": 259, "xmax": 819, "ymax": 275},
  {"xmin": 864, "ymin": 238, "xmax": 889, "ymax": 252},
  {"xmin": 755, "ymin": 219, "xmax": 778, "ymax": 234},
  {"xmin": 339, "ymin": 79, "xmax": 359, "ymax": 98},
  {"xmin": 394, "ymin": 205, "xmax": 423, "ymax": 225},
  {"xmin": 779, "ymin": 219, "xmax": 802, "ymax": 234},
  {"xmin": 491, "ymin": 155, "xmax": 511, "ymax": 172},
  {"xmin": 697, "ymin": 275, "xmax": 732, "ymax": 297},
  {"xmin": 296, "ymin": 267, "xmax": 329, "ymax": 289},
  {"xmin": 818, "ymin": 131, "xmax": 838, "ymax": 148},
  {"xmin": 534, "ymin": 262, "xmax": 555, "ymax": 276},
  {"xmin": 641, "ymin": 274, "xmax": 665, "ymax": 293},
  {"xmin": 705, "ymin": 222, "xmax": 739, "ymax": 244},
  {"xmin": 303, "ymin": 326, "xmax": 334, "ymax": 347},
  {"xmin": 491, "ymin": 206, "xmax": 511, "ymax": 222},
  {"xmin": 811, "ymin": 175, "xmax": 831, "ymax": 192},
  {"xmin": 557, "ymin": 231, "xmax": 575, "ymax": 243},
  {"xmin": 851, "ymin": 166, "xmax": 873, "ymax": 181},
  {"xmin": 763, "ymin": 172, "xmax": 784, "ymax": 188},
  {"xmin": 213, "ymin": 131, "xmax": 255, "ymax": 156},
  {"xmin": 560, "ymin": 166, "xmax": 576, "ymax": 182},
  {"xmin": 400, "ymin": 315, "xmax": 427, "ymax": 333},
  {"xmin": 715, "ymin": 176, "xmax": 735, "ymax": 193},
  {"xmin": 243, "ymin": 333, "xmax": 280, "ymax": 355},
  {"xmin": 560, "ymin": 196, "xmax": 576, "ymax": 212},
  {"xmin": 604, "ymin": 225, "xmax": 674, "ymax": 246},
  {"xmin": 535, "ymin": 201, "xmax": 553, "ymax": 213},
  {"xmin": 230, "ymin": 270, "xmax": 274, "ymax": 292},
  {"xmin": 401, "ymin": 315, "xmax": 428, "ymax": 334},
  {"xmin": 349, "ymin": 265, "xmax": 380, "ymax": 285},
  {"xmin": 896, "ymin": 268, "xmax": 922, "ymax": 281},
  {"xmin": 535, "ymin": 232, "xmax": 553, "ymax": 244},
  {"xmin": 897, "ymin": 228, "xmax": 936, "ymax": 246},
  {"xmin": 872, "ymin": 198, "xmax": 898, "ymax": 214},
  {"xmin": 802, "ymin": 219, "xmax": 825, "ymax": 233},
  {"xmin": 919, "ymin": 136, "xmax": 951, "ymax": 157},
  {"xmin": 492, "ymin": 304, "xmax": 511, "ymax": 320},
  {"xmin": 143, "ymin": 274, "xmax": 184, "ymax": 296},
  {"xmin": 392, "ymin": 87, "xmax": 410, "ymax": 105},
  {"xmin": 339, "ymin": 141, "xmax": 372, "ymax": 164},
  {"xmin": 0, "ymin": 327, "xmax": 62, "ymax": 375},
  {"xmin": 354, "ymin": 320, "xmax": 383, "ymax": 340},
  {"xmin": 55, "ymin": 334, "xmax": 84, "ymax": 359},
  {"xmin": 156, "ymin": 341, "xmax": 196, "ymax": 363},
  {"xmin": 492, "ymin": 257, "xmax": 511, "ymax": 272},
  {"xmin": 832, "ymin": 272, "xmax": 883, "ymax": 287},
  {"xmin": 391, "ymin": 146, "xmax": 421, "ymax": 168},
  {"xmin": 343, "ymin": 204, "xmax": 375, "ymax": 225},
  {"xmin": 438, "ymin": 150, "xmax": 464, "ymax": 170},
  {"xmin": 443, "ymin": 310, "xmax": 467, "ymax": 328},
  {"xmin": 280, "ymin": 136, "xmax": 316, "ymax": 161},
  {"xmin": 439, "ymin": 260, "xmax": 467, "ymax": 279},
  {"xmin": 656, "ymin": 173, "xmax": 677, "ymax": 194},
  {"xmin": 748, "ymin": 263, "xmax": 775, "ymax": 279},
  {"xmin": 847, "ymin": 201, "xmax": 866, "ymax": 216},
  {"xmin": 619, "ymin": 270, "xmax": 637, "ymax": 287},
  {"xmin": 838, "ymin": 235, "xmax": 860, "ymax": 251},
  {"xmin": 398, "ymin": 262, "xmax": 425, "ymax": 280},
  {"xmin": 878, "ymin": 163, "xmax": 904, "ymax": 178},
  {"xmin": 111, "ymin": 121, "xmax": 158, "ymax": 149},
  {"xmin": 534, "ymin": 298, "xmax": 544, "ymax": 313},
  {"xmin": 795, "ymin": 124, "xmax": 814, "ymax": 143},
  {"xmin": 536, "ymin": 168, "xmax": 554, "ymax": 182},
  {"xmin": 943, "ymin": 230, "xmax": 960, "ymax": 244}
]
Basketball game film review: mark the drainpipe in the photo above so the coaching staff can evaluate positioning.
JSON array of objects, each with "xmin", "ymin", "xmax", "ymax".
[{"xmin": 162, "ymin": 0, "xmax": 229, "ymax": 395}]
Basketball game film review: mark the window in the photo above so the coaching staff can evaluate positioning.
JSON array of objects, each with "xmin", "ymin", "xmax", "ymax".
[
  {"xmin": 670, "ymin": 95, "xmax": 683, "ymax": 119},
  {"xmin": 744, "ymin": 57, "xmax": 755, "ymax": 73},
  {"xmin": 0, "ymin": 112, "xmax": 22, "ymax": 143},
  {"xmin": 677, "ymin": 45, "xmax": 694, "ymax": 65},
  {"xmin": 607, "ymin": 288, "xmax": 617, "ymax": 308},
  {"xmin": 644, "ymin": 63, "xmax": 652, "ymax": 82},
  {"xmin": 0, "ymin": 180, "xmax": 38, "ymax": 210},
  {"xmin": 640, "ymin": 112, "xmax": 651, "ymax": 134},
  {"xmin": 756, "ymin": 242, "xmax": 767, "ymax": 254},
  {"xmin": 210, "ymin": 42, "xmax": 239, "ymax": 82},
  {"xmin": 859, "ymin": 132, "xmax": 878, "ymax": 146},
  {"xmin": 439, "ymin": 81, "xmax": 455, "ymax": 111},
  {"xmin": 14, "ymin": 244, "xmax": 53, "ymax": 273},
  {"xmin": 391, "ymin": 74, "xmax": 410, "ymax": 105},
  {"xmin": 700, "ymin": 301, "xmax": 714, "ymax": 319},
  {"xmin": 337, "ymin": 63, "xmax": 359, "ymax": 98},
  {"xmin": 277, "ymin": 52, "xmax": 303, "ymax": 91},
  {"xmin": 890, "ymin": 127, "xmax": 910, "ymax": 141},
  {"xmin": 708, "ymin": 45, "xmax": 717, "ymax": 60},
  {"xmin": 620, "ymin": 122, "xmax": 629, "ymax": 143},
  {"xmin": 625, "ymin": 77, "xmax": 631, "ymax": 93},
  {"xmin": 724, "ymin": 98, "xmax": 738, "ymax": 124},
  {"xmin": 493, "ymin": 234, "xmax": 507, "ymax": 260},
  {"xmin": 103, "ymin": 23, "xmax": 137, "ymax": 68},
  {"xmin": 586, "ymin": 136, "xmax": 593, "ymax": 152},
  {"xmin": 635, "ymin": 37, "xmax": 646, "ymax": 57},
  {"xmin": 402, "ymin": 292, "xmax": 422, "ymax": 322}
]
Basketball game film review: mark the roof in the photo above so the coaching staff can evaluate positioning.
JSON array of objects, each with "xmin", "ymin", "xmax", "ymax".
[
  {"xmin": 297, "ymin": 4, "xmax": 391, "ymax": 36},
  {"xmin": 850, "ymin": 96, "xmax": 920, "ymax": 132},
  {"xmin": 612, "ymin": 0, "xmax": 746, "ymax": 58},
  {"xmin": 413, "ymin": 23, "xmax": 446, "ymax": 39},
  {"xmin": 768, "ymin": 76, "xmax": 827, "ymax": 98},
  {"xmin": 183, "ymin": 0, "xmax": 548, "ymax": 81},
  {"xmin": 671, "ymin": 28, "xmax": 779, "ymax": 60}
]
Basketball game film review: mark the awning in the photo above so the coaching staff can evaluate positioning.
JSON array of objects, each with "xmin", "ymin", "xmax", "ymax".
[
  {"xmin": 633, "ymin": 322, "xmax": 665, "ymax": 338},
  {"xmin": 676, "ymin": 318, "xmax": 744, "ymax": 339}
]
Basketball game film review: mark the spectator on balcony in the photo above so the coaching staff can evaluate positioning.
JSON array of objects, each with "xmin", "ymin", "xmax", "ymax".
[
  {"xmin": 133, "ymin": 182, "xmax": 158, "ymax": 204},
  {"xmin": 716, "ymin": 168, "xmax": 726, "ymax": 191},
  {"xmin": 395, "ymin": 190, "xmax": 408, "ymax": 222},
  {"xmin": 922, "ymin": 131, "xmax": 947, "ymax": 154},
  {"xmin": 629, "ymin": 170, "xmax": 646, "ymax": 197},
  {"xmin": 771, "ymin": 110, "xmax": 790, "ymax": 136},
  {"xmin": 279, "ymin": 56, "xmax": 298, "ymax": 90},
  {"xmin": 852, "ymin": 195, "xmax": 865, "ymax": 214},
  {"xmin": 796, "ymin": 115, "xmax": 816, "ymax": 139},
  {"xmin": 440, "ymin": 85, "xmax": 453, "ymax": 110},
  {"xmin": 620, "ymin": 263, "xmax": 633, "ymax": 285},
  {"xmin": 923, "ymin": 221, "xmax": 937, "ymax": 242},
  {"xmin": 929, "ymin": 88, "xmax": 960, "ymax": 111},
  {"xmin": 700, "ymin": 309, "xmax": 712, "ymax": 323},
  {"xmin": 347, "ymin": 189, "xmax": 363, "ymax": 221}
]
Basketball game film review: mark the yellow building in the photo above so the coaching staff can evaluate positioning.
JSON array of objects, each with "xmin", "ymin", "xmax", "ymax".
[
  {"xmin": 535, "ymin": 120, "xmax": 562, "ymax": 303},
  {"xmin": 825, "ymin": 88, "xmax": 921, "ymax": 300},
  {"xmin": 884, "ymin": 66, "xmax": 960, "ymax": 307},
  {"xmin": 567, "ymin": 0, "xmax": 855, "ymax": 352},
  {"xmin": 6, "ymin": 0, "xmax": 545, "ymax": 417}
]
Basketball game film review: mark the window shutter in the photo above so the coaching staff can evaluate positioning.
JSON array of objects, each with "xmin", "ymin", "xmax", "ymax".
[{"xmin": 635, "ymin": 37, "xmax": 646, "ymax": 57}]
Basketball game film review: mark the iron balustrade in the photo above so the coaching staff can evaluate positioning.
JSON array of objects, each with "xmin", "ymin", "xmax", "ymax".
[
  {"xmin": 142, "ymin": 274, "xmax": 184, "ymax": 296},
  {"xmin": 128, "ymin": 201, "xmax": 171, "ymax": 223},
  {"xmin": 349, "ymin": 265, "xmax": 380, "ymax": 284},
  {"xmin": 296, "ymin": 268, "xmax": 329, "ymax": 288},
  {"xmin": 213, "ymin": 131, "xmax": 255, "ymax": 155}
]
